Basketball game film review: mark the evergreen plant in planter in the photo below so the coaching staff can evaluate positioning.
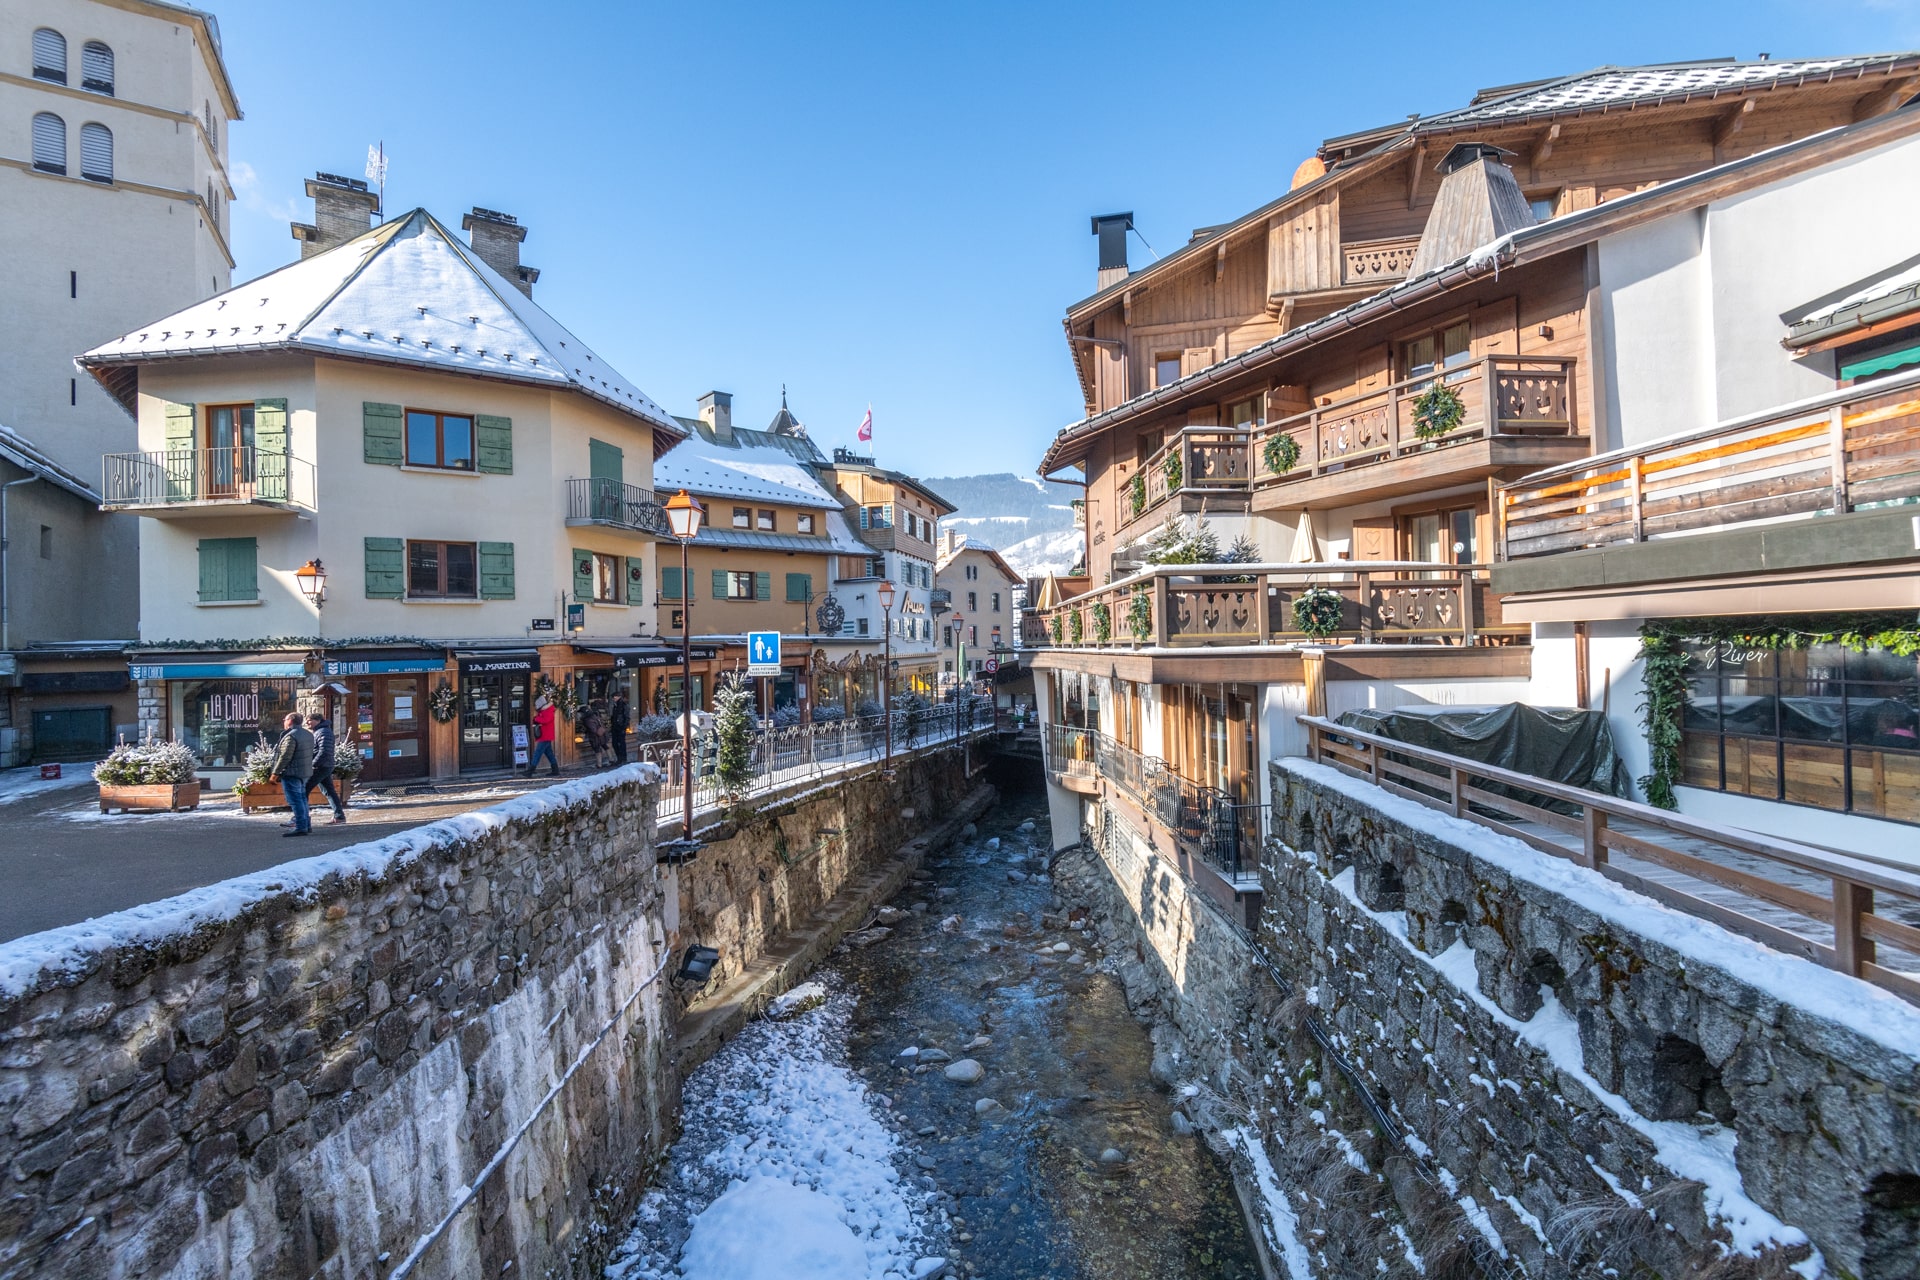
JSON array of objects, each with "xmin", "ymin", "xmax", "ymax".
[
  {"xmin": 1128, "ymin": 586, "xmax": 1152, "ymax": 644},
  {"xmin": 1050, "ymin": 615, "xmax": 1064, "ymax": 646},
  {"xmin": 1091, "ymin": 602, "xmax": 1112, "ymax": 644},
  {"xmin": 1127, "ymin": 472, "xmax": 1146, "ymax": 517},
  {"xmin": 232, "ymin": 733, "xmax": 360, "ymax": 813},
  {"xmin": 94, "ymin": 737, "xmax": 203, "ymax": 813},
  {"xmin": 1291, "ymin": 586, "xmax": 1345, "ymax": 640},
  {"xmin": 1068, "ymin": 610, "xmax": 1084, "ymax": 644},
  {"xmin": 713, "ymin": 675, "xmax": 756, "ymax": 799},
  {"xmin": 1163, "ymin": 453, "xmax": 1183, "ymax": 492}
]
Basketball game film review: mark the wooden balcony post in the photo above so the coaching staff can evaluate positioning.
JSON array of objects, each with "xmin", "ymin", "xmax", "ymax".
[
  {"xmin": 1834, "ymin": 879, "xmax": 1875, "ymax": 976},
  {"xmin": 1459, "ymin": 567, "xmax": 1476, "ymax": 646},
  {"xmin": 1581, "ymin": 806, "xmax": 1608, "ymax": 870},
  {"xmin": 1829, "ymin": 405, "xmax": 1849, "ymax": 513},
  {"xmin": 1388, "ymin": 390, "xmax": 1402, "ymax": 457},
  {"xmin": 1152, "ymin": 574, "xmax": 1170, "ymax": 648},
  {"xmin": 1448, "ymin": 766, "xmax": 1465, "ymax": 818},
  {"xmin": 1483, "ymin": 355, "xmax": 1498, "ymax": 435},
  {"xmin": 1628, "ymin": 455, "xmax": 1645, "ymax": 542},
  {"xmin": 1308, "ymin": 412, "xmax": 1321, "ymax": 476},
  {"xmin": 1255, "ymin": 571, "xmax": 1272, "ymax": 641},
  {"xmin": 1355, "ymin": 571, "xmax": 1373, "ymax": 642},
  {"xmin": 1301, "ymin": 648, "xmax": 1327, "ymax": 719}
]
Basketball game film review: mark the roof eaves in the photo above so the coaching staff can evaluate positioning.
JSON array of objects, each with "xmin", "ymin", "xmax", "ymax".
[{"xmin": 0, "ymin": 427, "xmax": 102, "ymax": 503}]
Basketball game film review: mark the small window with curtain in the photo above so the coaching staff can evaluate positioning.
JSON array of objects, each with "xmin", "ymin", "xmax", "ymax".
[
  {"xmin": 32, "ymin": 29, "xmax": 66, "ymax": 84},
  {"xmin": 797, "ymin": 513, "xmax": 816, "ymax": 534},
  {"xmin": 1403, "ymin": 320, "xmax": 1472, "ymax": 386},
  {"xmin": 733, "ymin": 506, "xmax": 751, "ymax": 529},
  {"xmin": 757, "ymin": 509, "xmax": 775, "ymax": 531},
  {"xmin": 1228, "ymin": 395, "xmax": 1262, "ymax": 428},
  {"xmin": 31, "ymin": 113, "xmax": 65, "ymax": 175},
  {"xmin": 407, "ymin": 541, "xmax": 477, "ymax": 599},
  {"xmin": 591, "ymin": 553, "xmax": 619, "ymax": 603},
  {"xmin": 80, "ymin": 41, "xmax": 113, "ymax": 95},
  {"xmin": 79, "ymin": 123, "xmax": 112, "ymax": 183},
  {"xmin": 725, "ymin": 570, "xmax": 756, "ymax": 600},
  {"xmin": 403, "ymin": 410, "xmax": 474, "ymax": 470}
]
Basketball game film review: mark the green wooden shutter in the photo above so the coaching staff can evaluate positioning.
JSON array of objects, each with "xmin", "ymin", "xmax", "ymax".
[
  {"xmin": 785, "ymin": 572, "xmax": 810, "ymax": 602},
  {"xmin": 661, "ymin": 566, "xmax": 682, "ymax": 600},
  {"xmin": 253, "ymin": 398, "xmax": 289, "ymax": 501},
  {"xmin": 754, "ymin": 571, "xmax": 771, "ymax": 601},
  {"xmin": 196, "ymin": 537, "xmax": 256, "ymax": 602},
  {"xmin": 712, "ymin": 569, "xmax": 729, "ymax": 601},
  {"xmin": 478, "ymin": 542, "xmax": 515, "ymax": 599},
  {"xmin": 624, "ymin": 555, "xmax": 645, "ymax": 605},
  {"xmin": 476, "ymin": 414, "xmax": 513, "ymax": 474},
  {"xmin": 364, "ymin": 537, "xmax": 404, "ymax": 599},
  {"xmin": 573, "ymin": 551, "xmax": 595, "ymax": 602},
  {"xmin": 363, "ymin": 402, "xmax": 403, "ymax": 466},
  {"xmin": 164, "ymin": 402, "xmax": 196, "ymax": 500},
  {"xmin": 589, "ymin": 439, "xmax": 623, "ymax": 484}
]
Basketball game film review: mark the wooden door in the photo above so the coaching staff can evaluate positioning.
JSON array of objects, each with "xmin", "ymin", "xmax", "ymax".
[{"xmin": 379, "ymin": 677, "xmax": 427, "ymax": 779}]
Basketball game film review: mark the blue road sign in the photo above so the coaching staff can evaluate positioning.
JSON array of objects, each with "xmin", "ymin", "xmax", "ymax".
[{"xmin": 747, "ymin": 630, "xmax": 781, "ymax": 675}]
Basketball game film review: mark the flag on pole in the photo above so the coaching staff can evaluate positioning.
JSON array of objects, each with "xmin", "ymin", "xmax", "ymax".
[
  {"xmin": 857, "ymin": 406, "xmax": 873, "ymax": 444},
  {"xmin": 365, "ymin": 143, "xmax": 388, "ymax": 186}
]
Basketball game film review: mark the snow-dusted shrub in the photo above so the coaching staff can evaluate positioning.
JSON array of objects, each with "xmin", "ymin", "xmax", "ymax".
[
  {"xmin": 771, "ymin": 704, "xmax": 803, "ymax": 728},
  {"xmin": 636, "ymin": 713, "xmax": 679, "ymax": 743},
  {"xmin": 93, "ymin": 736, "xmax": 198, "ymax": 786}
]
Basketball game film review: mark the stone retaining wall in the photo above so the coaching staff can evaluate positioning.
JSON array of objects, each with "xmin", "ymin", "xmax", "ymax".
[
  {"xmin": 1260, "ymin": 758, "xmax": 1920, "ymax": 1280},
  {"xmin": 0, "ymin": 767, "xmax": 672, "ymax": 1280}
]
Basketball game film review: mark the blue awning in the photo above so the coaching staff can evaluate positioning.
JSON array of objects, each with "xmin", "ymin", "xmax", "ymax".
[{"xmin": 129, "ymin": 661, "xmax": 306, "ymax": 681}]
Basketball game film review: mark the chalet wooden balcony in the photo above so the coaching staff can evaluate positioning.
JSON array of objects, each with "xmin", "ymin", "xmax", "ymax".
[
  {"xmin": 1116, "ymin": 427, "xmax": 1252, "ymax": 540},
  {"xmin": 565, "ymin": 478, "xmax": 672, "ymax": 538},
  {"xmin": 1249, "ymin": 356, "xmax": 1586, "ymax": 510},
  {"xmin": 1500, "ymin": 377, "xmax": 1920, "ymax": 560},
  {"xmin": 1023, "ymin": 561, "xmax": 1524, "ymax": 651},
  {"xmin": 1340, "ymin": 235, "xmax": 1421, "ymax": 287},
  {"xmin": 100, "ymin": 447, "xmax": 315, "ymax": 516}
]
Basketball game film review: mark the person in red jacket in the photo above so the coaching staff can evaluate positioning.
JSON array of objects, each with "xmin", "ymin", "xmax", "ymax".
[{"xmin": 526, "ymin": 696, "xmax": 560, "ymax": 777}]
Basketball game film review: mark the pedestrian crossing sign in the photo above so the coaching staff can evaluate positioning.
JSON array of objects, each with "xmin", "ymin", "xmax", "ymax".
[{"xmin": 747, "ymin": 630, "xmax": 781, "ymax": 675}]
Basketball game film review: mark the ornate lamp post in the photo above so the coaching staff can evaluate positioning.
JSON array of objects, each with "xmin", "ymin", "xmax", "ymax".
[
  {"xmin": 295, "ymin": 559, "xmax": 327, "ymax": 610},
  {"xmin": 877, "ymin": 579, "xmax": 895, "ymax": 774},
  {"xmin": 951, "ymin": 611, "xmax": 968, "ymax": 771},
  {"xmin": 663, "ymin": 489, "xmax": 705, "ymax": 852}
]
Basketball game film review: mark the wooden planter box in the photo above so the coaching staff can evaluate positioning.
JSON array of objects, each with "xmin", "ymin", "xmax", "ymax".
[
  {"xmin": 98, "ymin": 781, "xmax": 203, "ymax": 814},
  {"xmin": 236, "ymin": 777, "xmax": 356, "ymax": 814}
]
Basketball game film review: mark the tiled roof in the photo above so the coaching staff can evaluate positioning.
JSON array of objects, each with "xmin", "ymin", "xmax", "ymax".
[
  {"xmin": 1426, "ymin": 55, "xmax": 1917, "ymax": 126},
  {"xmin": 0, "ymin": 425, "xmax": 100, "ymax": 503},
  {"xmin": 79, "ymin": 210, "xmax": 683, "ymax": 441}
]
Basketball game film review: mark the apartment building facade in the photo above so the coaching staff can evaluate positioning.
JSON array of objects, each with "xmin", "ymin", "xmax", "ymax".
[
  {"xmin": 0, "ymin": 0, "xmax": 240, "ymax": 762},
  {"xmin": 935, "ymin": 530, "xmax": 1020, "ymax": 677},
  {"xmin": 78, "ymin": 194, "xmax": 686, "ymax": 782},
  {"xmin": 1026, "ymin": 55, "xmax": 1920, "ymax": 906}
]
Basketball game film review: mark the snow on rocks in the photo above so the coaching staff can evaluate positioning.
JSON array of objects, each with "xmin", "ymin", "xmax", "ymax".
[
  {"xmin": 768, "ymin": 981, "xmax": 828, "ymax": 1020},
  {"xmin": 607, "ymin": 978, "xmax": 942, "ymax": 1280}
]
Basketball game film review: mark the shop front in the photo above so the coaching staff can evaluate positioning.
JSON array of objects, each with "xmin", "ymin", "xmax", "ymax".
[
  {"xmin": 640, "ymin": 645, "xmax": 721, "ymax": 717},
  {"xmin": 452, "ymin": 650, "xmax": 540, "ymax": 775},
  {"xmin": 320, "ymin": 651, "xmax": 453, "ymax": 783},
  {"xmin": 130, "ymin": 656, "xmax": 310, "ymax": 772}
]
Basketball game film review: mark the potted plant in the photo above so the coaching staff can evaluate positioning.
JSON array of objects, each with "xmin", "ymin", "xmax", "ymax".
[
  {"xmin": 95, "ymin": 737, "xmax": 203, "ymax": 813},
  {"xmin": 234, "ymin": 733, "xmax": 360, "ymax": 813}
]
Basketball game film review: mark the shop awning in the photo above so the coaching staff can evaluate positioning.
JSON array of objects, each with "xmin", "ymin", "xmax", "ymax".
[
  {"xmin": 129, "ymin": 660, "xmax": 306, "ymax": 680},
  {"xmin": 454, "ymin": 650, "xmax": 541, "ymax": 674},
  {"xmin": 574, "ymin": 645, "xmax": 685, "ymax": 670},
  {"xmin": 321, "ymin": 654, "xmax": 448, "ymax": 676}
]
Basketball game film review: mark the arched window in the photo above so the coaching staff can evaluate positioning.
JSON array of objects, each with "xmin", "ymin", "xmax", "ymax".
[
  {"xmin": 32, "ymin": 28, "xmax": 66, "ymax": 83},
  {"xmin": 203, "ymin": 99, "xmax": 216, "ymax": 153},
  {"xmin": 31, "ymin": 113, "xmax": 66, "ymax": 175},
  {"xmin": 79, "ymin": 122, "xmax": 112, "ymax": 183},
  {"xmin": 80, "ymin": 41, "xmax": 113, "ymax": 95}
]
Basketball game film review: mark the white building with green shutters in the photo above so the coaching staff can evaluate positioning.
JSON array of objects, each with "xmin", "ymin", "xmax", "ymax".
[{"xmin": 77, "ymin": 204, "xmax": 686, "ymax": 782}]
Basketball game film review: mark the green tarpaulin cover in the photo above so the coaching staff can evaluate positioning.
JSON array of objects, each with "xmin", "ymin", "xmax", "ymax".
[{"xmin": 1334, "ymin": 703, "xmax": 1629, "ymax": 813}]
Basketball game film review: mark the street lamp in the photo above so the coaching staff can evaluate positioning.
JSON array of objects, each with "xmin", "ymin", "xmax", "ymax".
[
  {"xmin": 951, "ymin": 611, "xmax": 968, "ymax": 772},
  {"xmin": 877, "ymin": 578, "xmax": 895, "ymax": 774},
  {"xmin": 663, "ymin": 489, "xmax": 705, "ymax": 853},
  {"xmin": 295, "ymin": 559, "xmax": 327, "ymax": 609}
]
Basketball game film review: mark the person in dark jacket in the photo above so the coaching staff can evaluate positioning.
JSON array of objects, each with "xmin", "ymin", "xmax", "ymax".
[
  {"xmin": 268, "ymin": 713, "xmax": 316, "ymax": 836},
  {"xmin": 307, "ymin": 714, "xmax": 347, "ymax": 824},
  {"xmin": 610, "ymin": 693, "xmax": 630, "ymax": 765}
]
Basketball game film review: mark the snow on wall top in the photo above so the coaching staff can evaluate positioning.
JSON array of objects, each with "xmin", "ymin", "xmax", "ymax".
[
  {"xmin": 79, "ymin": 210, "xmax": 685, "ymax": 440},
  {"xmin": 654, "ymin": 434, "xmax": 843, "ymax": 509},
  {"xmin": 0, "ymin": 763, "xmax": 662, "ymax": 1002}
]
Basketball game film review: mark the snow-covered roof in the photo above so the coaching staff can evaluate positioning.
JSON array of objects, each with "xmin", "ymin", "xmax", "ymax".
[
  {"xmin": 1787, "ymin": 257, "xmax": 1920, "ymax": 346},
  {"xmin": 655, "ymin": 432, "xmax": 842, "ymax": 508},
  {"xmin": 0, "ymin": 425, "xmax": 100, "ymax": 503},
  {"xmin": 78, "ymin": 210, "xmax": 685, "ymax": 448},
  {"xmin": 1424, "ymin": 55, "xmax": 1919, "ymax": 127}
]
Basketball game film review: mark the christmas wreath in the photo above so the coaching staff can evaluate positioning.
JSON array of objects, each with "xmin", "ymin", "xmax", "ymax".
[
  {"xmin": 1262, "ymin": 434, "xmax": 1302, "ymax": 476},
  {"xmin": 1128, "ymin": 472, "xmax": 1146, "ymax": 516},
  {"xmin": 1412, "ymin": 381, "xmax": 1466, "ymax": 441},
  {"xmin": 1291, "ymin": 586, "xmax": 1344, "ymax": 639},
  {"xmin": 538, "ymin": 675, "xmax": 580, "ymax": 721},
  {"xmin": 1163, "ymin": 453, "xmax": 1183, "ymax": 492},
  {"xmin": 428, "ymin": 679, "xmax": 458, "ymax": 724}
]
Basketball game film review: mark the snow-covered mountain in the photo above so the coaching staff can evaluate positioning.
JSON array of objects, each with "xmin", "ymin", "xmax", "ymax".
[
  {"xmin": 998, "ymin": 527, "xmax": 1083, "ymax": 580},
  {"xmin": 924, "ymin": 472, "xmax": 1083, "ymax": 579}
]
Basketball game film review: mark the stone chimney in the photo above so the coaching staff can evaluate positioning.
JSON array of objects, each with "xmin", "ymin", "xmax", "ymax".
[
  {"xmin": 1091, "ymin": 212, "xmax": 1133, "ymax": 291},
  {"xmin": 290, "ymin": 172, "xmax": 380, "ymax": 258},
  {"xmin": 1406, "ymin": 143, "xmax": 1535, "ymax": 278},
  {"xmin": 462, "ymin": 207, "xmax": 540, "ymax": 298},
  {"xmin": 698, "ymin": 390, "xmax": 733, "ymax": 442}
]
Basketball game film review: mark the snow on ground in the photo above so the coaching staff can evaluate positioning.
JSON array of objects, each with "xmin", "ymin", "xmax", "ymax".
[
  {"xmin": 0, "ymin": 766, "xmax": 89, "ymax": 807},
  {"xmin": 0, "ymin": 763, "xmax": 661, "ymax": 998},
  {"xmin": 606, "ymin": 977, "xmax": 944, "ymax": 1280}
]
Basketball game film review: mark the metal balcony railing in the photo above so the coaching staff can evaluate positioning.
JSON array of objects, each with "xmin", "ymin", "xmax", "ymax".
[
  {"xmin": 101, "ymin": 447, "xmax": 314, "ymax": 509},
  {"xmin": 566, "ymin": 478, "xmax": 671, "ymax": 537}
]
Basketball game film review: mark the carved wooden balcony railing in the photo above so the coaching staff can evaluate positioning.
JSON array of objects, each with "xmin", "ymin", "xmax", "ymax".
[
  {"xmin": 1500, "ymin": 373, "xmax": 1920, "ymax": 559},
  {"xmin": 1250, "ymin": 356, "xmax": 1578, "ymax": 491},
  {"xmin": 1341, "ymin": 235, "xmax": 1422, "ymax": 287},
  {"xmin": 1025, "ymin": 562, "xmax": 1523, "ymax": 651},
  {"xmin": 1119, "ymin": 427, "xmax": 1252, "ymax": 534}
]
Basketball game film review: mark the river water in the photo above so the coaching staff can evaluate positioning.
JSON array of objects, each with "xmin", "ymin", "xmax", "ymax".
[{"xmin": 608, "ymin": 788, "xmax": 1262, "ymax": 1280}]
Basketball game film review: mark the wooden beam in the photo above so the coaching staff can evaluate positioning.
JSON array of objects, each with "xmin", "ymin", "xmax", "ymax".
[
  {"xmin": 1278, "ymin": 296, "xmax": 1296, "ymax": 335},
  {"xmin": 1529, "ymin": 123, "xmax": 1561, "ymax": 175},
  {"xmin": 1122, "ymin": 288, "xmax": 1133, "ymax": 326},
  {"xmin": 1215, "ymin": 240, "xmax": 1227, "ymax": 282},
  {"xmin": 1406, "ymin": 142, "xmax": 1428, "ymax": 210},
  {"xmin": 1712, "ymin": 97, "xmax": 1755, "ymax": 159},
  {"xmin": 1854, "ymin": 75, "xmax": 1919, "ymax": 122}
]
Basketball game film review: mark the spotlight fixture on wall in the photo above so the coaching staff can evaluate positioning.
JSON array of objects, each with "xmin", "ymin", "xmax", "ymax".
[{"xmin": 676, "ymin": 945, "xmax": 720, "ymax": 986}]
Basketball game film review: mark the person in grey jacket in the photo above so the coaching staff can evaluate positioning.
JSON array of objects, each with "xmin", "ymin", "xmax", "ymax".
[
  {"xmin": 268, "ymin": 713, "xmax": 316, "ymax": 836},
  {"xmin": 307, "ymin": 713, "xmax": 347, "ymax": 824}
]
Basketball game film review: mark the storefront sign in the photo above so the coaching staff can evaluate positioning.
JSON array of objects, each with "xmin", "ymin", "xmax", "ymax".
[
  {"xmin": 130, "ymin": 661, "xmax": 306, "ymax": 681},
  {"xmin": 531, "ymin": 618, "xmax": 556, "ymax": 632},
  {"xmin": 566, "ymin": 603, "xmax": 585, "ymax": 632},
  {"xmin": 322, "ymin": 658, "xmax": 446, "ymax": 677},
  {"xmin": 456, "ymin": 652, "xmax": 540, "ymax": 675}
]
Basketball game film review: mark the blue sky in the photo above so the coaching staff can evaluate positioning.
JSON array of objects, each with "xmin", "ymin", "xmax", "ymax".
[{"xmin": 219, "ymin": 0, "xmax": 1920, "ymax": 480}]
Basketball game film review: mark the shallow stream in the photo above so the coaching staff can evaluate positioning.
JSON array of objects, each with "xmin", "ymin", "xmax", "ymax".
[{"xmin": 609, "ymin": 791, "xmax": 1262, "ymax": 1280}]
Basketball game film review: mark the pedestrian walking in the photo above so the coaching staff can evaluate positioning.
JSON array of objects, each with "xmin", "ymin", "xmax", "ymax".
[
  {"xmin": 584, "ymin": 698, "xmax": 612, "ymax": 768},
  {"xmin": 268, "ymin": 712, "xmax": 316, "ymax": 836},
  {"xmin": 306, "ymin": 714, "xmax": 347, "ymax": 824},
  {"xmin": 610, "ymin": 692, "xmax": 630, "ymax": 766},
  {"xmin": 526, "ymin": 696, "xmax": 560, "ymax": 777}
]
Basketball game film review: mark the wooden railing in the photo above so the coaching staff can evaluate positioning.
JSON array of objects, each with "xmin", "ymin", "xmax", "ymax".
[
  {"xmin": 1250, "ymin": 355, "xmax": 1578, "ymax": 490},
  {"xmin": 1121, "ymin": 427, "xmax": 1252, "ymax": 531},
  {"xmin": 1301, "ymin": 714, "xmax": 1920, "ymax": 1004},
  {"xmin": 1501, "ymin": 374, "xmax": 1920, "ymax": 559},
  {"xmin": 1341, "ymin": 235, "xmax": 1421, "ymax": 287},
  {"xmin": 1026, "ymin": 561, "xmax": 1522, "ymax": 650}
]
